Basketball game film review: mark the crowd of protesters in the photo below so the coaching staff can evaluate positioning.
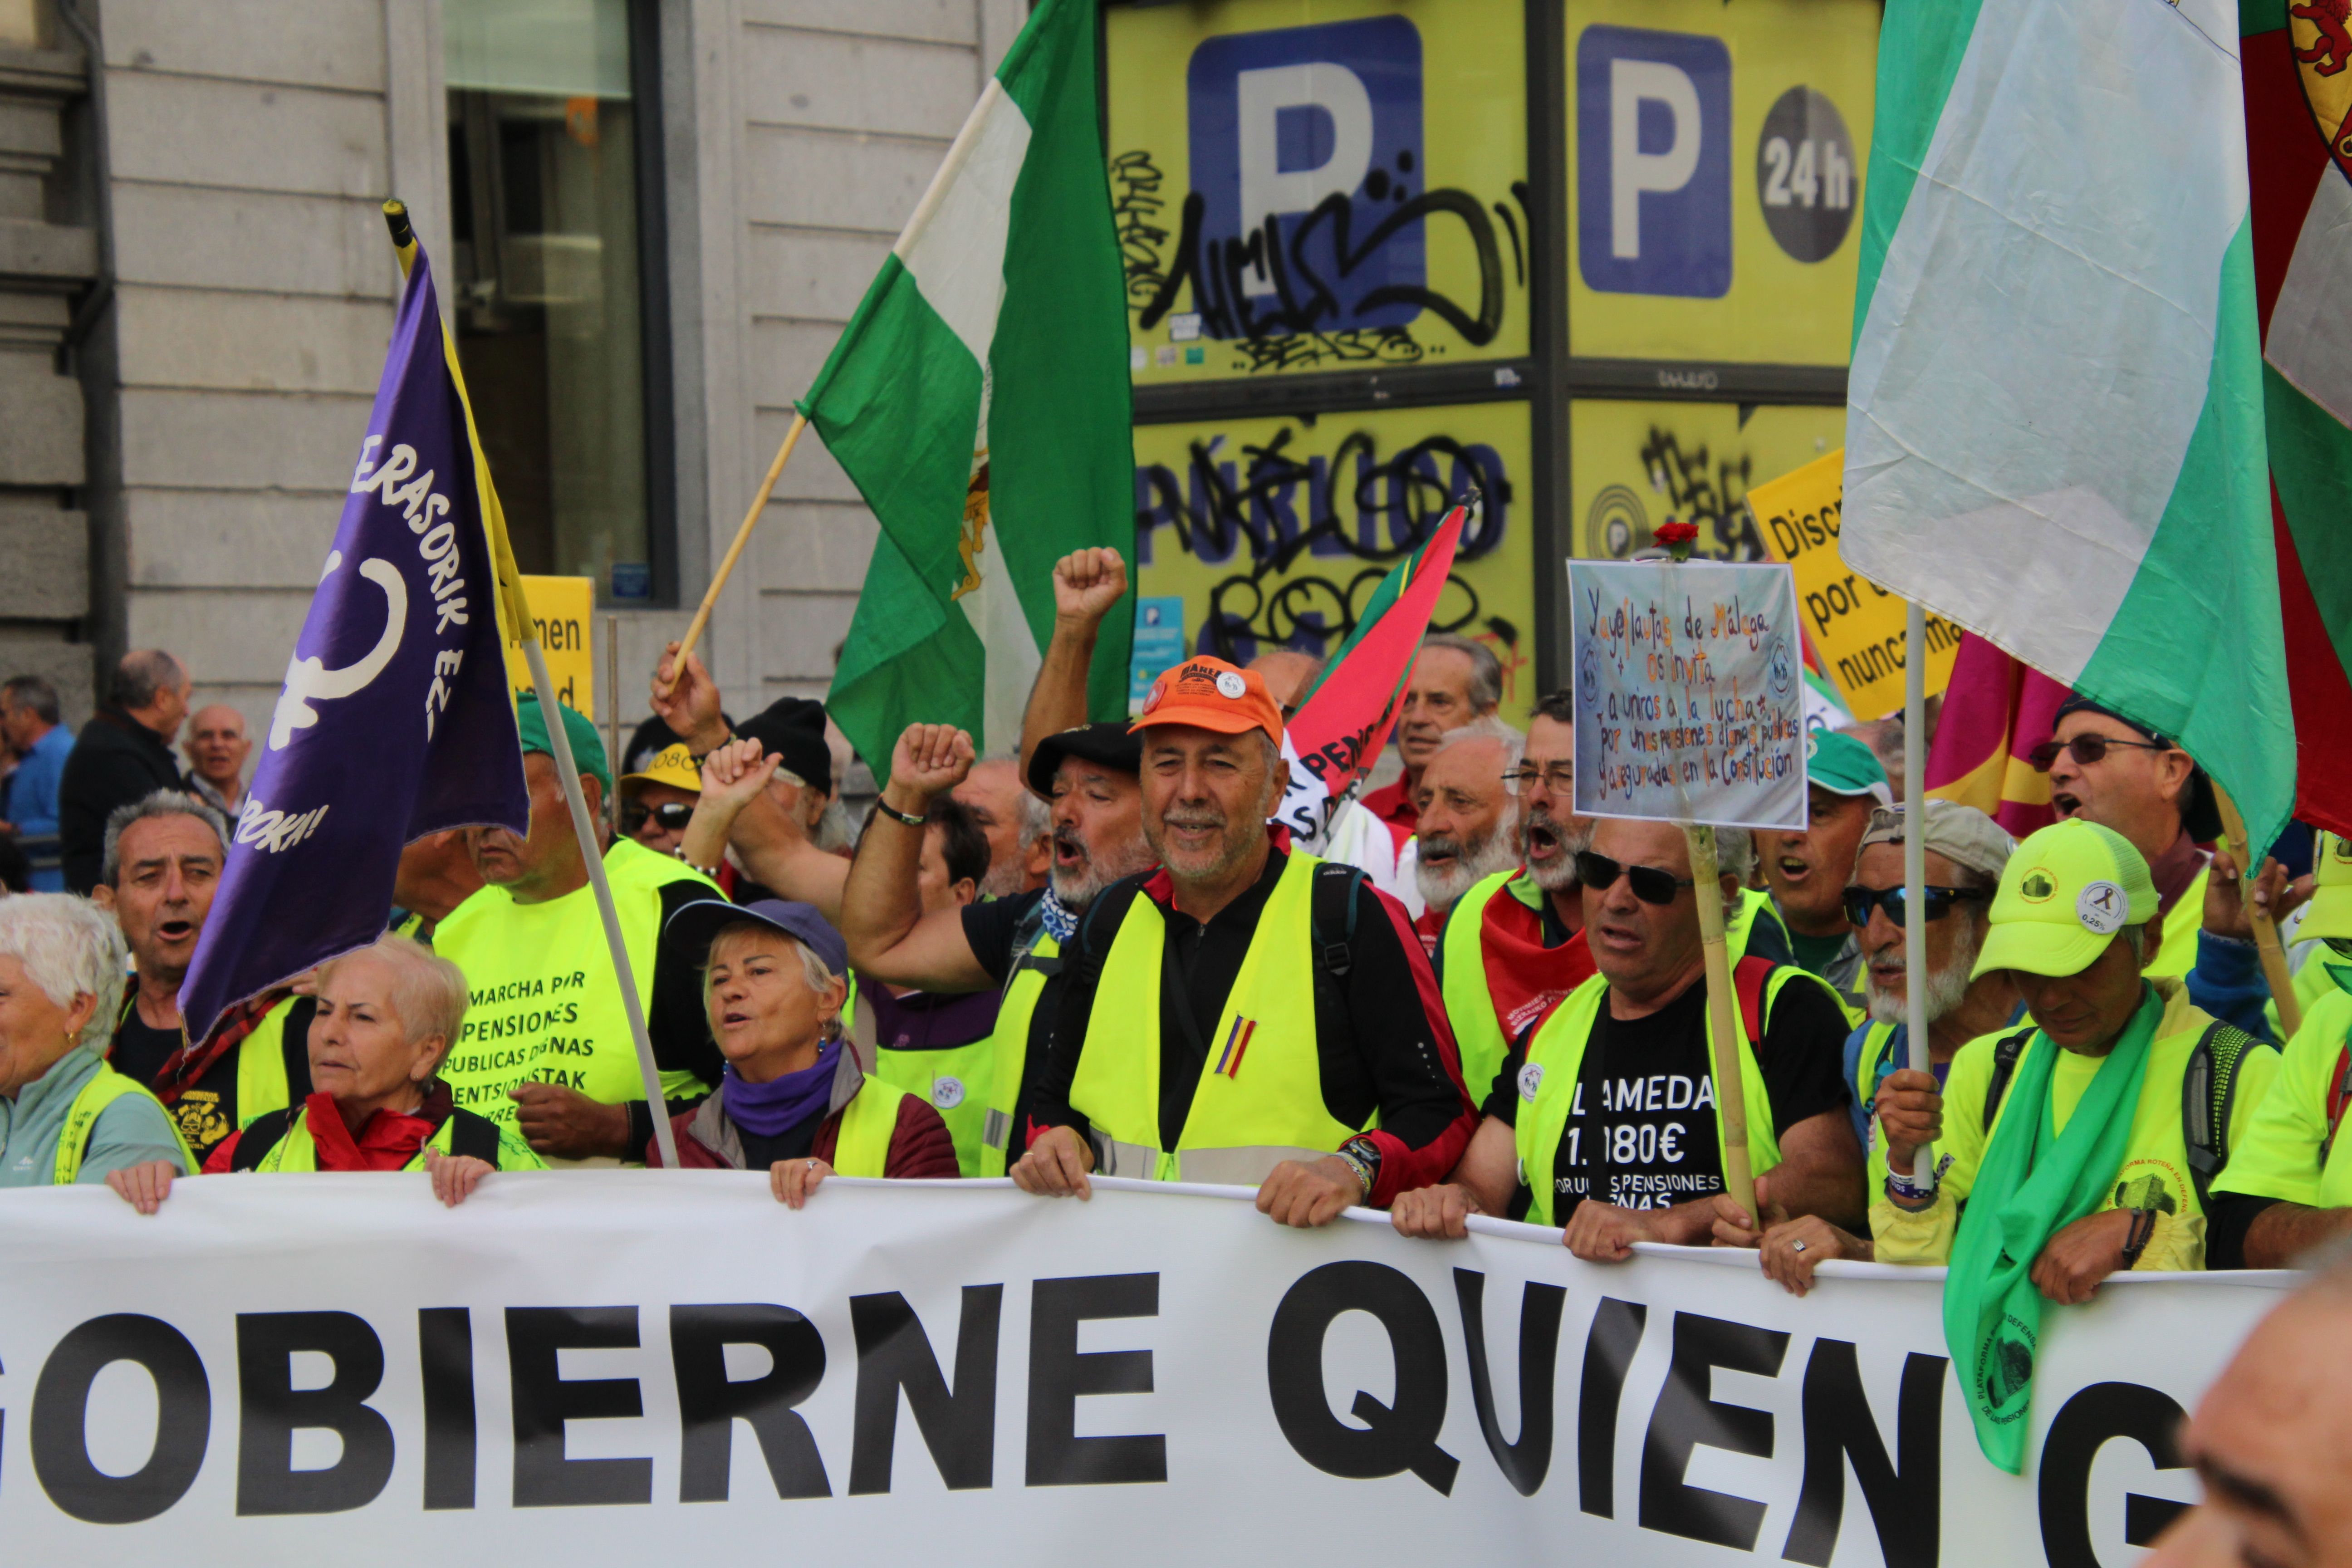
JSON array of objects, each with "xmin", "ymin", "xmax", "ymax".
[{"xmin": 4, "ymin": 574, "xmax": 2351, "ymax": 1371}]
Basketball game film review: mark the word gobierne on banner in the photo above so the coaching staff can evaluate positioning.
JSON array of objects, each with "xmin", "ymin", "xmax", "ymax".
[{"xmin": 0, "ymin": 1176, "xmax": 2282, "ymax": 1564}]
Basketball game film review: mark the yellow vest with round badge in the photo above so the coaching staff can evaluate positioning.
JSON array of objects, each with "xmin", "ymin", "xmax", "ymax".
[
  {"xmin": 870, "ymin": 926, "xmax": 1060, "ymax": 1178},
  {"xmin": 1070, "ymin": 852, "xmax": 1362, "ymax": 1184}
]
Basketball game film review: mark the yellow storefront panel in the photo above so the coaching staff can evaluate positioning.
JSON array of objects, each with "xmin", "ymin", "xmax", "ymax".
[
  {"xmin": 1564, "ymin": 0, "xmax": 1878, "ymax": 366},
  {"xmin": 1568, "ymin": 398, "xmax": 1843, "ymax": 563},
  {"xmin": 1106, "ymin": 0, "xmax": 1529, "ymax": 386},
  {"xmin": 1133, "ymin": 401, "xmax": 1536, "ymax": 729}
]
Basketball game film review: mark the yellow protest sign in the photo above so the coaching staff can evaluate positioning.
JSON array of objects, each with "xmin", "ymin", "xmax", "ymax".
[
  {"xmin": 504, "ymin": 575, "xmax": 595, "ymax": 718},
  {"xmin": 1746, "ymin": 449, "xmax": 1960, "ymax": 720}
]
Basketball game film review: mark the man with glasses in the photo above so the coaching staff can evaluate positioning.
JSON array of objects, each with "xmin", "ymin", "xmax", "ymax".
[
  {"xmin": 2034, "ymin": 696, "xmax": 2225, "ymax": 979},
  {"xmin": 619, "ymin": 743, "xmax": 701, "ymax": 858},
  {"xmin": 1393, "ymin": 815, "xmax": 1862, "ymax": 1259},
  {"xmin": 1436, "ymin": 691, "xmax": 1596, "ymax": 1112},
  {"xmin": 2207, "ymin": 832, "xmax": 2352, "ymax": 1267},
  {"xmin": 1757, "ymin": 731, "xmax": 1894, "ymax": 1023},
  {"xmin": 1839, "ymin": 802, "xmax": 2022, "ymax": 1186}
]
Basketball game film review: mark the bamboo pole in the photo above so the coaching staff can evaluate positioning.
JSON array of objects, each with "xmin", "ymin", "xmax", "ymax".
[
  {"xmin": 1901, "ymin": 600, "xmax": 1937, "ymax": 1186},
  {"xmin": 1684, "ymin": 823, "xmax": 1756, "ymax": 1222},
  {"xmin": 655, "ymin": 412, "xmax": 809, "ymax": 699},
  {"xmin": 2215, "ymin": 783, "xmax": 2304, "ymax": 1040}
]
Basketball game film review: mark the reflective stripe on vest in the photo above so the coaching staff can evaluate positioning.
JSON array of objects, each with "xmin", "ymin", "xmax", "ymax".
[
  {"xmin": 980, "ymin": 931, "xmax": 1059, "ymax": 1177},
  {"xmin": 1513, "ymin": 970, "xmax": 1790, "ymax": 1228},
  {"xmin": 1439, "ymin": 870, "xmax": 1519, "ymax": 1111},
  {"xmin": 55, "ymin": 1066, "xmax": 194, "ymax": 1185},
  {"xmin": 1071, "ymin": 852, "xmax": 1363, "ymax": 1184},
  {"xmin": 433, "ymin": 837, "xmax": 719, "ymax": 1158},
  {"xmin": 832, "ymin": 1074, "xmax": 910, "ymax": 1178}
]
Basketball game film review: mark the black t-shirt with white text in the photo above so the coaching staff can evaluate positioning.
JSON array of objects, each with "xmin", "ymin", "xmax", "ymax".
[{"xmin": 1485, "ymin": 970, "xmax": 1850, "ymax": 1223}]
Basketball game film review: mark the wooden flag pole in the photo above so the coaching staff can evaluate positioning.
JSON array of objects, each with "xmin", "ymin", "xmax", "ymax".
[
  {"xmin": 656, "ymin": 411, "xmax": 809, "ymax": 699},
  {"xmin": 2215, "ymin": 782, "xmax": 2304, "ymax": 1040},
  {"xmin": 1901, "ymin": 600, "xmax": 1939, "ymax": 1186},
  {"xmin": 1684, "ymin": 822, "xmax": 1757, "ymax": 1223},
  {"xmin": 605, "ymin": 615, "xmax": 621, "ymax": 829}
]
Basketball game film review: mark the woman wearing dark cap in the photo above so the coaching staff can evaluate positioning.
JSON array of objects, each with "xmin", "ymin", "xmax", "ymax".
[{"xmin": 652, "ymin": 897, "xmax": 959, "ymax": 1199}]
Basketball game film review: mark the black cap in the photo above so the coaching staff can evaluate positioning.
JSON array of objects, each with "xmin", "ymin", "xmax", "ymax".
[
  {"xmin": 735, "ymin": 697, "xmax": 833, "ymax": 796},
  {"xmin": 2051, "ymin": 696, "xmax": 2223, "ymax": 843},
  {"xmin": 663, "ymin": 897, "xmax": 847, "ymax": 977},
  {"xmin": 1026, "ymin": 721, "xmax": 1143, "ymax": 797}
]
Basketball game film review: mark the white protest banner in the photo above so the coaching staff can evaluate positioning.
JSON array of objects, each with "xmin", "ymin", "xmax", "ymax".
[
  {"xmin": 1569, "ymin": 558, "xmax": 1808, "ymax": 830},
  {"xmin": 0, "ymin": 1174, "xmax": 2281, "ymax": 1565}
]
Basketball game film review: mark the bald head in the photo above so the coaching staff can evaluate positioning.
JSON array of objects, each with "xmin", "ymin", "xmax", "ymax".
[
  {"xmin": 1248, "ymin": 648, "xmax": 1324, "ymax": 714},
  {"xmin": 184, "ymin": 705, "xmax": 250, "ymax": 796}
]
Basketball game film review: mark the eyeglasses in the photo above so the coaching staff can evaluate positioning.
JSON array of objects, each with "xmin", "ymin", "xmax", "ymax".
[
  {"xmin": 1574, "ymin": 850, "xmax": 1695, "ymax": 906},
  {"xmin": 1502, "ymin": 763, "xmax": 1576, "ymax": 796},
  {"xmin": 2027, "ymin": 734, "xmax": 2170, "ymax": 773},
  {"xmin": 623, "ymin": 801, "xmax": 694, "ymax": 834},
  {"xmin": 1841, "ymin": 885, "xmax": 1990, "ymax": 928}
]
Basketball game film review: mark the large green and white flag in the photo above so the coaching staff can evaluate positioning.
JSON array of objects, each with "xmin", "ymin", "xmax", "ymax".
[
  {"xmin": 1842, "ymin": 0, "xmax": 2294, "ymax": 844},
  {"xmin": 804, "ymin": 0, "xmax": 1131, "ymax": 784}
]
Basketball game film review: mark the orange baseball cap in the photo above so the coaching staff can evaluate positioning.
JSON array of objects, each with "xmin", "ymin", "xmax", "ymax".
[{"xmin": 1130, "ymin": 656, "xmax": 1284, "ymax": 747}]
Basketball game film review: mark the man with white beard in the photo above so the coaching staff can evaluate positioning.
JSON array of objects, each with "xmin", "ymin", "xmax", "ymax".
[{"xmin": 1408, "ymin": 729, "xmax": 1523, "ymax": 957}]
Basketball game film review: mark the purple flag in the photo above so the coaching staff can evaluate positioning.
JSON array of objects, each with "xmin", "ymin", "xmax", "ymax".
[{"xmin": 180, "ymin": 240, "xmax": 530, "ymax": 1042}]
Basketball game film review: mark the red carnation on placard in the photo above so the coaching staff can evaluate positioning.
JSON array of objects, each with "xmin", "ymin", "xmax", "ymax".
[{"xmin": 1654, "ymin": 519, "xmax": 1699, "ymax": 561}]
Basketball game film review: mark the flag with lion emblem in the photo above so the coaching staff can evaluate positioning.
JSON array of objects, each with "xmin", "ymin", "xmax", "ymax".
[{"xmin": 804, "ymin": 0, "xmax": 1132, "ymax": 783}]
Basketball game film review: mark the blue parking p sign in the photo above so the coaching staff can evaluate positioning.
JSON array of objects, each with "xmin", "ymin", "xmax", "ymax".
[
  {"xmin": 1186, "ymin": 15, "xmax": 1425, "ymax": 330},
  {"xmin": 1575, "ymin": 25, "xmax": 1730, "ymax": 299}
]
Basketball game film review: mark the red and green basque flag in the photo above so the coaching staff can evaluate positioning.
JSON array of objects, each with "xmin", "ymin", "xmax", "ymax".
[
  {"xmin": 2244, "ymin": 0, "xmax": 2352, "ymax": 839},
  {"xmin": 1270, "ymin": 502, "xmax": 1466, "ymax": 843}
]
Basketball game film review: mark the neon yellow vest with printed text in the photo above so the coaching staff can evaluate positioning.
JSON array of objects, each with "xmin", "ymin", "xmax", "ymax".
[
  {"xmin": 54, "ymin": 1066, "xmax": 195, "ymax": 1185},
  {"xmin": 434, "ymin": 837, "xmax": 720, "ymax": 1156},
  {"xmin": 875, "ymin": 931, "xmax": 1059, "ymax": 1178},
  {"xmin": 244, "ymin": 1107, "xmax": 547, "ymax": 1173},
  {"xmin": 1513, "ymin": 970, "xmax": 1791, "ymax": 1228},
  {"xmin": 1071, "ymin": 853, "xmax": 1362, "ymax": 1184}
]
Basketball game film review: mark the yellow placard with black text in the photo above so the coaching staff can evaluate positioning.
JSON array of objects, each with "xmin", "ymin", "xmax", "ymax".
[
  {"xmin": 504, "ymin": 575, "xmax": 595, "ymax": 719},
  {"xmin": 1746, "ymin": 449, "xmax": 1959, "ymax": 720}
]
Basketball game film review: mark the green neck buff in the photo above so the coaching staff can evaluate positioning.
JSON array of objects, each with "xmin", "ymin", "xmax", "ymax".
[{"xmin": 1943, "ymin": 983, "xmax": 2161, "ymax": 1473}]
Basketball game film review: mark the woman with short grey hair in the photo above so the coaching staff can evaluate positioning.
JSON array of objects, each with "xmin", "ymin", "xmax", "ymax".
[{"xmin": 0, "ymin": 893, "xmax": 190, "ymax": 1186}]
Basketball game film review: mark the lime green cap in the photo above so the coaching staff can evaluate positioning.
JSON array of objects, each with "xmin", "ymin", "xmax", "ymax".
[
  {"xmin": 516, "ymin": 693, "xmax": 610, "ymax": 794},
  {"xmin": 2301, "ymin": 831, "xmax": 2352, "ymax": 945},
  {"xmin": 1971, "ymin": 818, "xmax": 2158, "ymax": 980}
]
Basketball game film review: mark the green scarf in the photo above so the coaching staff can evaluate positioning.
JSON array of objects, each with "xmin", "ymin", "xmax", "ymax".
[{"xmin": 1943, "ymin": 985, "xmax": 2160, "ymax": 1473}]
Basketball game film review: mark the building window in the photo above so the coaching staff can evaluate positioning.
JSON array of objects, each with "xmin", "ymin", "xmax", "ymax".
[{"xmin": 445, "ymin": 0, "xmax": 671, "ymax": 606}]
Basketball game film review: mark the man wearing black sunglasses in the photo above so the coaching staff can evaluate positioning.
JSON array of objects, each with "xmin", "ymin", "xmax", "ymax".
[
  {"xmin": 1392, "ymin": 817, "xmax": 1863, "ymax": 1259},
  {"xmin": 2039, "ymin": 697, "xmax": 2224, "ymax": 982},
  {"xmin": 618, "ymin": 744, "xmax": 702, "ymax": 858}
]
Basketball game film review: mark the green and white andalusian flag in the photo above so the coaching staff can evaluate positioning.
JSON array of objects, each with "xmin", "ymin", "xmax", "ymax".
[
  {"xmin": 1842, "ymin": 0, "xmax": 2294, "ymax": 846},
  {"xmin": 804, "ymin": 0, "xmax": 1132, "ymax": 785}
]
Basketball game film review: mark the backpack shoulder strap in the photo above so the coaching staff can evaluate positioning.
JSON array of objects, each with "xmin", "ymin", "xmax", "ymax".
[
  {"xmin": 1311, "ymin": 862, "xmax": 1366, "ymax": 979},
  {"xmin": 2184, "ymin": 1020, "xmax": 2257, "ymax": 1211},
  {"xmin": 232, "ymin": 1108, "xmax": 294, "ymax": 1173},
  {"xmin": 446, "ymin": 1107, "xmax": 505, "ymax": 1166},
  {"xmin": 1982, "ymin": 1025, "xmax": 2039, "ymax": 1130},
  {"xmin": 280, "ymin": 997, "xmax": 317, "ymax": 1104}
]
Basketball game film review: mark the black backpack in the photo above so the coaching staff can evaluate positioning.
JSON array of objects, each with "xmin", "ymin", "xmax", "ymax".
[{"xmin": 1980, "ymin": 1019, "xmax": 2259, "ymax": 1211}]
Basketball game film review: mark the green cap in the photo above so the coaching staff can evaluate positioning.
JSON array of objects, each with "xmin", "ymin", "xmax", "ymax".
[
  {"xmin": 1809, "ymin": 730, "xmax": 1892, "ymax": 807},
  {"xmin": 516, "ymin": 694, "xmax": 611, "ymax": 794},
  {"xmin": 2300, "ymin": 830, "xmax": 2352, "ymax": 945},
  {"xmin": 1971, "ymin": 818, "xmax": 2158, "ymax": 980}
]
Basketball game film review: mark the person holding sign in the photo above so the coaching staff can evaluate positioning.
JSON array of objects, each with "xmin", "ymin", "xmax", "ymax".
[
  {"xmin": 2206, "ymin": 833, "xmax": 2352, "ymax": 1268},
  {"xmin": 1015, "ymin": 657, "xmax": 1477, "ymax": 1225},
  {"xmin": 1392, "ymin": 817, "xmax": 1863, "ymax": 1257},
  {"xmin": 1757, "ymin": 730, "xmax": 1892, "ymax": 1023},
  {"xmin": 1871, "ymin": 820, "xmax": 2277, "ymax": 1469}
]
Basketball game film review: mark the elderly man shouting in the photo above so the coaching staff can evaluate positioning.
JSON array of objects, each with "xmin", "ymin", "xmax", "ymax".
[
  {"xmin": 1407, "ymin": 726, "xmax": 1521, "ymax": 956},
  {"xmin": 1016, "ymin": 656, "xmax": 1476, "ymax": 1226}
]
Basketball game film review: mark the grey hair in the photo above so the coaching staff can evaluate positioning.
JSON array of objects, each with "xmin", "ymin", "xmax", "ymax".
[
  {"xmin": 704, "ymin": 922, "xmax": 844, "ymax": 1028},
  {"xmin": 1, "ymin": 675, "xmax": 60, "ymax": 725},
  {"xmin": 101, "ymin": 789, "xmax": 228, "ymax": 887},
  {"xmin": 113, "ymin": 649, "xmax": 186, "ymax": 711},
  {"xmin": 1419, "ymin": 633, "xmax": 1503, "ymax": 713},
  {"xmin": 1434, "ymin": 720, "xmax": 1525, "ymax": 772},
  {"xmin": 0, "ymin": 893, "xmax": 128, "ymax": 1049},
  {"xmin": 316, "ymin": 933, "xmax": 470, "ymax": 1069}
]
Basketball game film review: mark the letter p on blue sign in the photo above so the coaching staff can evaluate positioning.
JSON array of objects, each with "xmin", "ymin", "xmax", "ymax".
[{"xmin": 1576, "ymin": 25, "xmax": 1730, "ymax": 299}]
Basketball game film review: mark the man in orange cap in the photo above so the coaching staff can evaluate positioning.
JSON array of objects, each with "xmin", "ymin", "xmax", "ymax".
[{"xmin": 1013, "ymin": 657, "xmax": 1478, "ymax": 1228}]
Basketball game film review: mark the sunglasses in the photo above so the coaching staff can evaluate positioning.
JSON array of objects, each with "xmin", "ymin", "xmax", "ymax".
[
  {"xmin": 1575, "ymin": 850, "xmax": 1695, "ymax": 906},
  {"xmin": 623, "ymin": 801, "xmax": 694, "ymax": 834},
  {"xmin": 2026, "ymin": 734, "xmax": 2170, "ymax": 773},
  {"xmin": 1841, "ymin": 884, "xmax": 1989, "ymax": 928}
]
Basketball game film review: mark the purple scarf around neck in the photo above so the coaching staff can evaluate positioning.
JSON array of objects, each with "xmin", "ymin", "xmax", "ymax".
[{"xmin": 722, "ymin": 1034, "xmax": 841, "ymax": 1137}]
